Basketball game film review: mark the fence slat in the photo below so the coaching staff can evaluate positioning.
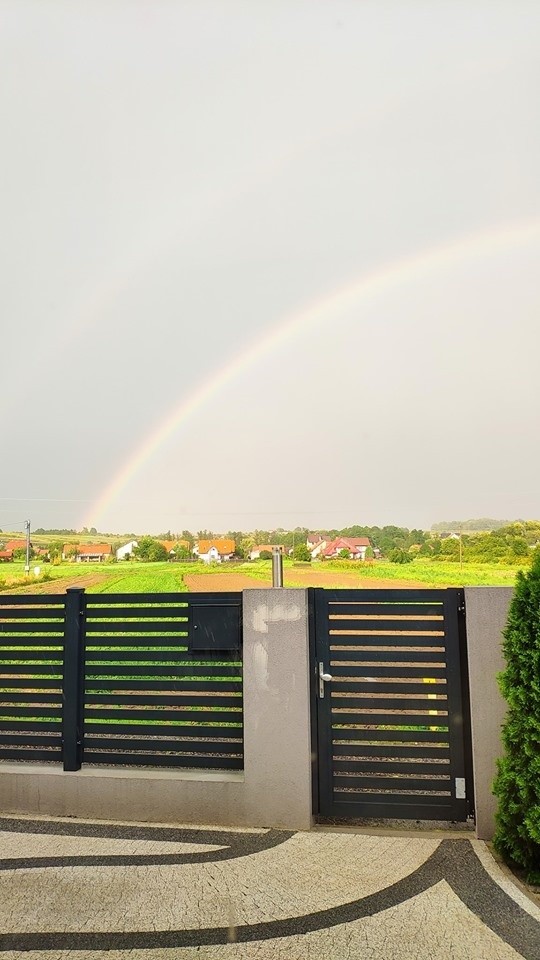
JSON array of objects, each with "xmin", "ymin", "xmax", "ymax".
[{"xmin": 0, "ymin": 588, "xmax": 244, "ymax": 772}]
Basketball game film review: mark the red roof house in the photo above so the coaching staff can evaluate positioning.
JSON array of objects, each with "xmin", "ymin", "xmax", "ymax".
[{"xmin": 322, "ymin": 537, "xmax": 372, "ymax": 559}]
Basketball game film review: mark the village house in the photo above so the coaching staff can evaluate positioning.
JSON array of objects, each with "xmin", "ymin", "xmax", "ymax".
[
  {"xmin": 160, "ymin": 540, "xmax": 190, "ymax": 556},
  {"xmin": 62, "ymin": 543, "xmax": 113, "ymax": 562},
  {"xmin": 194, "ymin": 539, "xmax": 235, "ymax": 563},
  {"xmin": 116, "ymin": 540, "xmax": 138, "ymax": 560},
  {"xmin": 3, "ymin": 539, "xmax": 27, "ymax": 553},
  {"xmin": 249, "ymin": 544, "xmax": 286, "ymax": 560},
  {"xmin": 321, "ymin": 536, "xmax": 372, "ymax": 560},
  {"xmin": 307, "ymin": 536, "xmax": 331, "ymax": 559}
]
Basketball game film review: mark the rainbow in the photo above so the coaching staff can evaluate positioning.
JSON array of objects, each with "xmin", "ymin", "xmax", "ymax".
[{"xmin": 83, "ymin": 218, "xmax": 540, "ymax": 528}]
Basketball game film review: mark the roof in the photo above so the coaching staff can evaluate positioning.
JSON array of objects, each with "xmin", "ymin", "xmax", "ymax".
[
  {"xmin": 0, "ymin": 550, "xmax": 13, "ymax": 559},
  {"xmin": 252, "ymin": 544, "xmax": 284, "ymax": 553},
  {"xmin": 4, "ymin": 540, "xmax": 26, "ymax": 551},
  {"xmin": 197, "ymin": 539, "xmax": 235, "ymax": 555},
  {"xmin": 159, "ymin": 540, "xmax": 190, "ymax": 552},
  {"xmin": 76, "ymin": 543, "xmax": 112, "ymax": 556}
]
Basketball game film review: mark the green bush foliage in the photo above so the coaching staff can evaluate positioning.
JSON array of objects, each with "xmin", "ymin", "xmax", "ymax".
[
  {"xmin": 388, "ymin": 548, "xmax": 413, "ymax": 564},
  {"xmin": 493, "ymin": 550, "xmax": 540, "ymax": 881},
  {"xmin": 293, "ymin": 543, "xmax": 311, "ymax": 562},
  {"xmin": 134, "ymin": 536, "xmax": 168, "ymax": 562}
]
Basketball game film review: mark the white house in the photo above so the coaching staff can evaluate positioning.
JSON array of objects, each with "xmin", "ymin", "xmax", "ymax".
[
  {"xmin": 194, "ymin": 539, "xmax": 235, "ymax": 564},
  {"xmin": 308, "ymin": 537, "xmax": 330, "ymax": 559},
  {"xmin": 116, "ymin": 540, "xmax": 138, "ymax": 560}
]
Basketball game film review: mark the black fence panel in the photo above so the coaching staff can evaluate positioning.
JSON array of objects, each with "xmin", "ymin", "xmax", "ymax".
[
  {"xmin": 0, "ymin": 595, "xmax": 65, "ymax": 763},
  {"xmin": 0, "ymin": 590, "xmax": 243, "ymax": 773},
  {"xmin": 82, "ymin": 592, "xmax": 243, "ymax": 771}
]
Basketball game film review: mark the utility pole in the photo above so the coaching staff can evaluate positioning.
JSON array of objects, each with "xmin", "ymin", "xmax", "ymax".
[{"xmin": 24, "ymin": 519, "xmax": 31, "ymax": 574}]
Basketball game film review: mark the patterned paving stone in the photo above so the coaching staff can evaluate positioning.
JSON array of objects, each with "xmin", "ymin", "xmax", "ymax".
[{"xmin": 0, "ymin": 816, "xmax": 538, "ymax": 959}]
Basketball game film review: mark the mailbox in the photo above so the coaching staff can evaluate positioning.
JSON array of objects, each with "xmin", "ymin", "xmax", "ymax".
[{"xmin": 188, "ymin": 602, "xmax": 241, "ymax": 652}]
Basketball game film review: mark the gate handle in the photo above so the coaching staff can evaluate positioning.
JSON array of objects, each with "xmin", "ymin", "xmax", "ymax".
[{"xmin": 318, "ymin": 662, "xmax": 333, "ymax": 698}]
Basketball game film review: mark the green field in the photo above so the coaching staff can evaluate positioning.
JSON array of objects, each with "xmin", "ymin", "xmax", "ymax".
[{"xmin": 0, "ymin": 556, "xmax": 524, "ymax": 593}]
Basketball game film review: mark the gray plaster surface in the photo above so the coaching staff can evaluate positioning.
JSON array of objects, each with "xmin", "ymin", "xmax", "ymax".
[
  {"xmin": 465, "ymin": 586, "xmax": 513, "ymax": 840},
  {"xmin": 0, "ymin": 815, "xmax": 538, "ymax": 959}
]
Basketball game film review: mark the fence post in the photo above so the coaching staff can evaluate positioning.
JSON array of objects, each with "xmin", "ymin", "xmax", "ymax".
[{"xmin": 62, "ymin": 587, "xmax": 86, "ymax": 771}]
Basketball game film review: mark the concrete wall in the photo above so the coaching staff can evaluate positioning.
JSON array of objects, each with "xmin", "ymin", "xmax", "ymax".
[
  {"xmin": 465, "ymin": 587, "xmax": 513, "ymax": 840},
  {"xmin": 0, "ymin": 589, "xmax": 314, "ymax": 831}
]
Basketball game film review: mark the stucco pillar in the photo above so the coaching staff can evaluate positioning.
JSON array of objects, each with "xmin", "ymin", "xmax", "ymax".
[
  {"xmin": 242, "ymin": 589, "xmax": 314, "ymax": 830},
  {"xmin": 464, "ymin": 587, "xmax": 513, "ymax": 840}
]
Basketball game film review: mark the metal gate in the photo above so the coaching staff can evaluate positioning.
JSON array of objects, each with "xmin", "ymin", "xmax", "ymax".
[{"xmin": 313, "ymin": 588, "xmax": 473, "ymax": 821}]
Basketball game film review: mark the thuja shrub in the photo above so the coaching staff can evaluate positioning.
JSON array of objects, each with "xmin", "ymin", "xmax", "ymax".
[{"xmin": 493, "ymin": 550, "xmax": 540, "ymax": 881}]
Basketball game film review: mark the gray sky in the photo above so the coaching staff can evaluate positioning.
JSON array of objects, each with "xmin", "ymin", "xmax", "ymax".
[{"xmin": 1, "ymin": 0, "xmax": 539, "ymax": 535}]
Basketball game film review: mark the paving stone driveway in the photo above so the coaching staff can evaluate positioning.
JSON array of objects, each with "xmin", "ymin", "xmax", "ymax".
[{"xmin": 0, "ymin": 816, "xmax": 539, "ymax": 959}]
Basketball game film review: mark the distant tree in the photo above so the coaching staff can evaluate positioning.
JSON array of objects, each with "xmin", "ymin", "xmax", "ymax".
[
  {"xmin": 237, "ymin": 537, "xmax": 255, "ymax": 559},
  {"xmin": 493, "ymin": 550, "xmax": 540, "ymax": 881},
  {"xmin": 134, "ymin": 537, "xmax": 168, "ymax": 562},
  {"xmin": 338, "ymin": 549, "xmax": 350, "ymax": 559},
  {"xmin": 510, "ymin": 538, "xmax": 529, "ymax": 558},
  {"xmin": 259, "ymin": 550, "xmax": 272, "ymax": 560},
  {"xmin": 13, "ymin": 547, "xmax": 33, "ymax": 561},
  {"xmin": 365, "ymin": 545, "xmax": 374, "ymax": 559},
  {"xmin": 293, "ymin": 543, "xmax": 311, "ymax": 562},
  {"xmin": 173, "ymin": 545, "xmax": 191, "ymax": 560},
  {"xmin": 47, "ymin": 541, "xmax": 64, "ymax": 561},
  {"xmin": 89, "ymin": 527, "xmax": 97, "ymax": 535}
]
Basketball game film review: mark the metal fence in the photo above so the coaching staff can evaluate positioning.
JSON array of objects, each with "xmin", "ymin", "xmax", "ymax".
[{"xmin": 0, "ymin": 589, "xmax": 243, "ymax": 772}]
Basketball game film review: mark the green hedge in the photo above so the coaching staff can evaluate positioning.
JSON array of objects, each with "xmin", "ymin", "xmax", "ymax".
[{"xmin": 493, "ymin": 550, "xmax": 540, "ymax": 881}]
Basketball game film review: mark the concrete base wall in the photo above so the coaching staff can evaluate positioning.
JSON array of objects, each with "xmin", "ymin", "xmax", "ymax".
[
  {"xmin": 0, "ymin": 590, "xmax": 314, "ymax": 831},
  {"xmin": 465, "ymin": 587, "xmax": 513, "ymax": 841}
]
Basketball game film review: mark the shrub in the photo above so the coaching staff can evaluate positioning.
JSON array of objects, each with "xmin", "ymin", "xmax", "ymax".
[
  {"xmin": 493, "ymin": 550, "xmax": 540, "ymax": 881},
  {"xmin": 388, "ymin": 548, "xmax": 413, "ymax": 564},
  {"xmin": 259, "ymin": 550, "xmax": 272, "ymax": 560},
  {"xmin": 293, "ymin": 544, "xmax": 311, "ymax": 562}
]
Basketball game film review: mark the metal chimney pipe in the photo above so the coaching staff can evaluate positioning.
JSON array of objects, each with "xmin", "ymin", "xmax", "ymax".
[{"xmin": 272, "ymin": 546, "xmax": 283, "ymax": 588}]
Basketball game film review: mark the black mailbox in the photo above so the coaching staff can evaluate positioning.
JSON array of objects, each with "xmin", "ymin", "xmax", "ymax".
[{"xmin": 189, "ymin": 602, "xmax": 241, "ymax": 652}]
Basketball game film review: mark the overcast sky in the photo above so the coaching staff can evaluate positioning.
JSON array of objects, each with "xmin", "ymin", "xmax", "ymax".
[{"xmin": 1, "ymin": 0, "xmax": 539, "ymax": 535}]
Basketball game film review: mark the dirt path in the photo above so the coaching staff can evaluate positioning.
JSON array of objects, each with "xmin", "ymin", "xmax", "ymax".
[{"xmin": 2, "ymin": 573, "xmax": 110, "ymax": 594}]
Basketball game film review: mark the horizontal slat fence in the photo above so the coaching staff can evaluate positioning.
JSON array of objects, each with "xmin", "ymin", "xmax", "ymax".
[
  {"xmin": 0, "ymin": 590, "xmax": 243, "ymax": 773},
  {"xmin": 0, "ymin": 595, "xmax": 65, "ymax": 763}
]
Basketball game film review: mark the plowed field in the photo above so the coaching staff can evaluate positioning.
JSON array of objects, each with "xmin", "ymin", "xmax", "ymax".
[
  {"xmin": 184, "ymin": 573, "xmax": 273, "ymax": 591},
  {"xmin": 283, "ymin": 568, "xmax": 425, "ymax": 589}
]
